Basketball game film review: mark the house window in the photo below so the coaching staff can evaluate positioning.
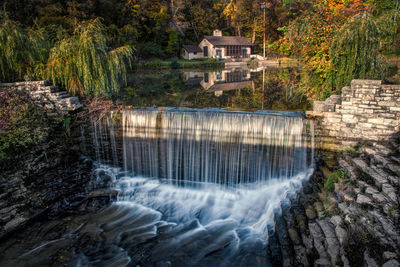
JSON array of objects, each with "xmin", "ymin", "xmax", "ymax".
[
  {"xmin": 216, "ymin": 71, "xmax": 222, "ymax": 80},
  {"xmin": 204, "ymin": 73, "xmax": 209, "ymax": 83},
  {"xmin": 203, "ymin": 46, "xmax": 208, "ymax": 57},
  {"xmin": 226, "ymin": 45, "xmax": 243, "ymax": 57},
  {"xmin": 226, "ymin": 70, "xmax": 243, "ymax": 82},
  {"xmin": 194, "ymin": 52, "xmax": 197, "ymax": 55},
  {"xmin": 216, "ymin": 49, "xmax": 222, "ymax": 58},
  {"xmin": 242, "ymin": 48, "xmax": 248, "ymax": 57}
]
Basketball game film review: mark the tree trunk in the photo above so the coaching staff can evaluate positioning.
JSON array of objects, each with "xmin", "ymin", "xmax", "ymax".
[{"xmin": 252, "ymin": 23, "xmax": 256, "ymax": 43}]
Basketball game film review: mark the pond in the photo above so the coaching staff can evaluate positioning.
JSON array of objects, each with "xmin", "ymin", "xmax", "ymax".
[
  {"xmin": 122, "ymin": 66, "xmax": 310, "ymax": 111},
  {"xmin": 0, "ymin": 66, "xmax": 316, "ymax": 267}
]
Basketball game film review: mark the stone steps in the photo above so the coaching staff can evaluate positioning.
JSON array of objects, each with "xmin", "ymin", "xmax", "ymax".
[{"xmin": 0, "ymin": 81, "xmax": 82, "ymax": 115}]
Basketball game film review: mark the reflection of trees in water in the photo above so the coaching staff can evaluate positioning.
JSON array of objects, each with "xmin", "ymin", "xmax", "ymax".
[{"xmin": 121, "ymin": 68, "xmax": 310, "ymax": 111}]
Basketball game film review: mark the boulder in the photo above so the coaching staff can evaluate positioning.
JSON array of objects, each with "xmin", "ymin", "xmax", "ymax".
[
  {"xmin": 314, "ymin": 258, "xmax": 332, "ymax": 267},
  {"xmin": 382, "ymin": 259, "xmax": 400, "ymax": 267},
  {"xmin": 335, "ymin": 226, "xmax": 348, "ymax": 246},
  {"xmin": 306, "ymin": 207, "xmax": 317, "ymax": 220},
  {"xmin": 383, "ymin": 251, "xmax": 397, "ymax": 261}
]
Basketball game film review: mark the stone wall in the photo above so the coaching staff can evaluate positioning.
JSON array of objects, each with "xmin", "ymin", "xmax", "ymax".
[
  {"xmin": 0, "ymin": 81, "xmax": 82, "ymax": 115},
  {"xmin": 307, "ymin": 80, "xmax": 400, "ymax": 144}
]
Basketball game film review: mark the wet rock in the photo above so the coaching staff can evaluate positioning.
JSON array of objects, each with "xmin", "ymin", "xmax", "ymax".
[
  {"xmin": 335, "ymin": 226, "xmax": 348, "ymax": 246},
  {"xmin": 381, "ymin": 183, "xmax": 397, "ymax": 202},
  {"xmin": 308, "ymin": 222, "xmax": 329, "ymax": 259},
  {"xmin": 87, "ymin": 189, "xmax": 118, "ymax": 199},
  {"xmin": 318, "ymin": 220, "xmax": 340, "ymax": 265},
  {"xmin": 301, "ymin": 233, "xmax": 313, "ymax": 254},
  {"xmin": 352, "ymin": 159, "xmax": 388, "ymax": 186},
  {"xmin": 338, "ymin": 202, "xmax": 350, "ymax": 214},
  {"xmin": 155, "ymin": 261, "xmax": 172, "ymax": 267},
  {"xmin": 341, "ymin": 252, "xmax": 350, "ymax": 267},
  {"xmin": 314, "ymin": 258, "xmax": 331, "ymax": 267},
  {"xmin": 343, "ymin": 194, "xmax": 355, "ymax": 202},
  {"xmin": 383, "ymin": 251, "xmax": 397, "ymax": 261},
  {"xmin": 293, "ymin": 245, "xmax": 309, "ymax": 266},
  {"xmin": 295, "ymin": 214, "xmax": 308, "ymax": 233},
  {"xmin": 330, "ymin": 215, "xmax": 342, "ymax": 227},
  {"xmin": 382, "ymin": 259, "xmax": 400, "ymax": 267},
  {"xmin": 364, "ymin": 249, "xmax": 379, "ymax": 267},
  {"xmin": 372, "ymin": 192, "xmax": 387, "ymax": 203},
  {"xmin": 315, "ymin": 202, "xmax": 324, "ymax": 212},
  {"xmin": 306, "ymin": 207, "xmax": 317, "ymax": 220},
  {"xmin": 356, "ymin": 194, "xmax": 373, "ymax": 206},
  {"xmin": 288, "ymin": 228, "xmax": 301, "ymax": 245},
  {"xmin": 3, "ymin": 216, "xmax": 27, "ymax": 232},
  {"xmin": 365, "ymin": 187, "xmax": 379, "ymax": 195}
]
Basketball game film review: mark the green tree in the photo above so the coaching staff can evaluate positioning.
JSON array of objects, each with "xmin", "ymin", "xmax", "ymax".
[
  {"xmin": 46, "ymin": 19, "xmax": 134, "ymax": 96},
  {"xmin": 165, "ymin": 29, "xmax": 179, "ymax": 56},
  {"xmin": 326, "ymin": 11, "xmax": 399, "ymax": 91},
  {"xmin": 0, "ymin": 18, "xmax": 49, "ymax": 82}
]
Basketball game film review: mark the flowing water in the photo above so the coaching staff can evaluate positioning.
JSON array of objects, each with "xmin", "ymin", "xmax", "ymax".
[
  {"xmin": 0, "ymin": 67, "xmax": 316, "ymax": 266},
  {"xmin": 80, "ymin": 108, "xmax": 315, "ymax": 266}
]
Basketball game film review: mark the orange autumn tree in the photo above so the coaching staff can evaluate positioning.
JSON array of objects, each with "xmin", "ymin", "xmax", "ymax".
[
  {"xmin": 282, "ymin": 0, "xmax": 373, "ymax": 99},
  {"xmin": 283, "ymin": 3, "xmax": 345, "ymax": 98},
  {"xmin": 324, "ymin": 0, "xmax": 370, "ymax": 14}
]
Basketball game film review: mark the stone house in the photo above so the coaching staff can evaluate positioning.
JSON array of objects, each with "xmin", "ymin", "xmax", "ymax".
[
  {"xmin": 182, "ymin": 45, "xmax": 203, "ymax": 60},
  {"xmin": 183, "ymin": 30, "xmax": 253, "ymax": 60},
  {"xmin": 199, "ymin": 30, "xmax": 253, "ymax": 60}
]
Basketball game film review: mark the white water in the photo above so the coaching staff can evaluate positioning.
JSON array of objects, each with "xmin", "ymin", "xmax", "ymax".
[{"xmin": 90, "ymin": 108, "xmax": 315, "ymax": 266}]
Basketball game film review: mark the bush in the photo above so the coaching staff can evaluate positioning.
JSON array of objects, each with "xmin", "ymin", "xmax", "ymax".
[
  {"xmin": 0, "ymin": 90, "xmax": 55, "ymax": 169},
  {"xmin": 324, "ymin": 170, "xmax": 345, "ymax": 192},
  {"xmin": 137, "ymin": 42, "xmax": 165, "ymax": 59}
]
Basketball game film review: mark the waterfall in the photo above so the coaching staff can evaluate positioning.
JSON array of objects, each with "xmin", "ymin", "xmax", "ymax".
[
  {"xmin": 122, "ymin": 109, "xmax": 312, "ymax": 185},
  {"xmin": 85, "ymin": 108, "xmax": 315, "ymax": 265}
]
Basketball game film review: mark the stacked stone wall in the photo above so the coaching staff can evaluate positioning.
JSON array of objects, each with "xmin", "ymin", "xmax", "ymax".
[
  {"xmin": 0, "ymin": 81, "xmax": 82, "ymax": 115},
  {"xmin": 308, "ymin": 80, "xmax": 400, "ymax": 144}
]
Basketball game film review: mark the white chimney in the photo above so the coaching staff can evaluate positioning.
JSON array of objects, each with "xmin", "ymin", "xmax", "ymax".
[{"xmin": 213, "ymin": 29, "xmax": 222, "ymax": 37}]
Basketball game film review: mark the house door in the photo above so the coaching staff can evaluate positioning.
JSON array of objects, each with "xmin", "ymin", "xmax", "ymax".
[
  {"xmin": 216, "ymin": 49, "xmax": 222, "ymax": 59},
  {"xmin": 203, "ymin": 46, "xmax": 208, "ymax": 57},
  {"xmin": 242, "ymin": 48, "xmax": 248, "ymax": 58}
]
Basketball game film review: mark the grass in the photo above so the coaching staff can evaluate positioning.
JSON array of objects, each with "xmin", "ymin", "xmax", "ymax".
[{"xmin": 132, "ymin": 58, "xmax": 225, "ymax": 70}]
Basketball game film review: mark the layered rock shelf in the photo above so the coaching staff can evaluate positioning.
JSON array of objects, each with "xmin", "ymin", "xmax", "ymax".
[{"xmin": 0, "ymin": 81, "xmax": 82, "ymax": 115}]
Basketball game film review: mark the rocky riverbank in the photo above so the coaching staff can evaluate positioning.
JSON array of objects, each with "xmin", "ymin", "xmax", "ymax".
[
  {"xmin": 0, "ymin": 89, "xmax": 116, "ymax": 243},
  {"xmin": 281, "ymin": 132, "xmax": 400, "ymax": 267}
]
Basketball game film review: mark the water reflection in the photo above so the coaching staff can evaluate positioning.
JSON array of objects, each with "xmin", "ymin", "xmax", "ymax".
[{"xmin": 123, "ymin": 66, "xmax": 309, "ymax": 111}]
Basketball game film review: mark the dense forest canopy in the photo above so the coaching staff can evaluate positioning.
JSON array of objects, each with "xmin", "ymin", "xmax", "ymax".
[{"xmin": 0, "ymin": 0, "xmax": 399, "ymax": 98}]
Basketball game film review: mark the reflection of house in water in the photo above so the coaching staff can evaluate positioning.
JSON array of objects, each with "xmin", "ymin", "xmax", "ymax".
[
  {"xmin": 201, "ymin": 69, "xmax": 252, "ymax": 96},
  {"xmin": 183, "ymin": 72, "xmax": 204, "ymax": 85},
  {"xmin": 183, "ymin": 69, "xmax": 253, "ymax": 96}
]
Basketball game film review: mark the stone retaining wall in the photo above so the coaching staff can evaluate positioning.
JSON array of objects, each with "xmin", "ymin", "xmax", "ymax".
[
  {"xmin": 0, "ymin": 81, "xmax": 82, "ymax": 115},
  {"xmin": 307, "ymin": 80, "xmax": 400, "ymax": 144}
]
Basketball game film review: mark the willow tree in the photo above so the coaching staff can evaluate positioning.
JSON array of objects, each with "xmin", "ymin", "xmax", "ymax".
[
  {"xmin": 46, "ymin": 19, "xmax": 134, "ymax": 96},
  {"xmin": 0, "ymin": 19, "xmax": 48, "ymax": 82},
  {"xmin": 326, "ymin": 11, "xmax": 396, "ymax": 91}
]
